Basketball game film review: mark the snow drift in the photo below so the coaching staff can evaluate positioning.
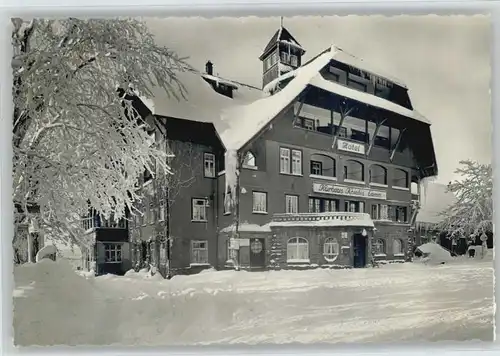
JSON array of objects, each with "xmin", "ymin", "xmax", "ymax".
[
  {"xmin": 12, "ymin": 254, "xmax": 493, "ymax": 345},
  {"xmin": 415, "ymin": 242, "xmax": 454, "ymax": 264}
]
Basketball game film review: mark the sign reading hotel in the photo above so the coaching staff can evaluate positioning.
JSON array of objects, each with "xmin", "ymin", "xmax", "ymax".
[
  {"xmin": 313, "ymin": 182, "xmax": 387, "ymax": 200},
  {"xmin": 337, "ymin": 139, "xmax": 365, "ymax": 155}
]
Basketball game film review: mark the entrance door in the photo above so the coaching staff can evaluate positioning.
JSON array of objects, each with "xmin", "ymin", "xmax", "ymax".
[
  {"xmin": 249, "ymin": 238, "xmax": 266, "ymax": 268},
  {"xmin": 353, "ymin": 234, "xmax": 367, "ymax": 268}
]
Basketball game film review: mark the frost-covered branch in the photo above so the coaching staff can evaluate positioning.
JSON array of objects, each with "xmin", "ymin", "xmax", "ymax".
[
  {"xmin": 437, "ymin": 160, "xmax": 493, "ymax": 238},
  {"xmin": 11, "ymin": 17, "xmax": 194, "ymax": 247}
]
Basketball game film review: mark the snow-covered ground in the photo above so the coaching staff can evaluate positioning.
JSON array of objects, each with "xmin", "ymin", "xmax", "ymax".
[{"xmin": 12, "ymin": 256, "xmax": 494, "ymax": 346}]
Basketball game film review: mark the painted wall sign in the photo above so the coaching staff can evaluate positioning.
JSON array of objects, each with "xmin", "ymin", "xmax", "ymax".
[
  {"xmin": 337, "ymin": 139, "xmax": 366, "ymax": 155},
  {"xmin": 313, "ymin": 182, "xmax": 387, "ymax": 200}
]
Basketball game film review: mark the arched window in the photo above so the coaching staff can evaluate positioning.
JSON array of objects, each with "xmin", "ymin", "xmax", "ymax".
[
  {"xmin": 323, "ymin": 238, "xmax": 340, "ymax": 262},
  {"xmin": 287, "ymin": 237, "xmax": 309, "ymax": 262},
  {"xmin": 343, "ymin": 160, "xmax": 364, "ymax": 182},
  {"xmin": 310, "ymin": 154, "xmax": 336, "ymax": 177},
  {"xmin": 243, "ymin": 151, "xmax": 256, "ymax": 167},
  {"xmin": 393, "ymin": 169, "xmax": 408, "ymax": 188},
  {"xmin": 369, "ymin": 164, "xmax": 387, "ymax": 185},
  {"xmin": 373, "ymin": 238, "xmax": 386, "ymax": 256},
  {"xmin": 393, "ymin": 239, "xmax": 404, "ymax": 256}
]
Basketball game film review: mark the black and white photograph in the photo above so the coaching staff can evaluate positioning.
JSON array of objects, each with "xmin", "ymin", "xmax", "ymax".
[{"xmin": 9, "ymin": 15, "xmax": 494, "ymax": 346}]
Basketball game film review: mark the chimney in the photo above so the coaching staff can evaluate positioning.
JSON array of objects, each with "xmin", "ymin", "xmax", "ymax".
[{"xmin": 205, "ymin": 61, "xmax": 213, "ymax": 75}]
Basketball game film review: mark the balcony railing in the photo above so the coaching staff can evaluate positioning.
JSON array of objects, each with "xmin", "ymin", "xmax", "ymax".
[
  {"xmin": 272, "ymin": 212, "xmax": 374, "ymax": 227},
  {"xmin": 81, "ymin": 216, "xmax": 127, "ymax": 231}
]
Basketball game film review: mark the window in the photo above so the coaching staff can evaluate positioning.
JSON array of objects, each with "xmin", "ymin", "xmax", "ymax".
[
  {"xmin": 345, "ymin": 201, "xmax": 364, "ymax": 213},
  {"xmin": 310, "ymin": 154, "xmax": 336, "ymax": 178},
  {"xmin": 369, "ymin": 165, "xmax": 387, "ymax": 185},
  {"xmin": 393, "ymin": 169, "xmax": 409, "ymax": 188},
  {"xmin": 294, "ymin": 117, "xmax": 315, "ymax": 131},
  {"xmin": 308, "ymin": 198, "xmax": 338, "ymax": 213},
  {"xmin": 344, "ymin": 160, "xmax": 364, "ymax": 182},
  {"xmin": 371, "ymin": 204, "xmax": 389, "ymax": 220},
  {"xmin": 204, "ymin": 153, "xmax": 215, "ymax": 178},
  {"xmin": 191, "ymin": 240, "xmax": 208, "ymax": 264},
  {"xmin": 104, "ymin": 243, "xmax": 122, "ymax": 263},
  {"xmin": 280, "ymin": 148, "xmax": 302, "ymax": 175},
  {"xmin": 159, "ymin": 199, "xmax": 165, "ymax": 221},
  {"xmin": 280, "ymin": 148, "xmax": 290, "ymax": 174},
  {"xmin": 291, "ymin": 150, "xmax": 302, "ymax": 175},
  {"xmin": 290, "ymin": 54, "xmax": 298, "ymax": 67},
  {"xmin": 375, "ymin": 85, "xmax": 390, "ymax": 99},
  {"xmin": 243, "ymin": 151, "xmax": 256, "ymax": 167},
  {"xmin": 393, "ymin": 239, "xmax": 404, "ymax": 256},
  {"xmin": 252, "ymin": 191, "xmax": 267, "ymax": 213},
  {"xmin": 373, "ymin": 239, "xmax": 386, "ymax": 256},
  {"xmin": 389, "ymin": 206, "xmax": 408, "ymax": 223},
  {"xmin": 323, "ymin": 238, "xmax": 340, "ymax": 262},
  {"xmin": 347, "ymin": 77, "xmax": 367, "ymax": 92},
  {"xmin": 287, "ymin": 237, "xmax": 309, "ymax": 262},
  {"xmin": 285, "ymin": 195, "xmax": 299, "ymax": 214},
  {"xmin": 311, "ymin": 161, "xmax": 322, "ymax": 175},
  {"xmin": 192, "ymin": 198, "xmax": 208, "ymax": 221}
]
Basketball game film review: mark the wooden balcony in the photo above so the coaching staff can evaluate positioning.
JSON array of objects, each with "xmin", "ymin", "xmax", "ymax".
[{"xmin": 270, "ymin": 212, "xmax": 374, "ymax": 228}]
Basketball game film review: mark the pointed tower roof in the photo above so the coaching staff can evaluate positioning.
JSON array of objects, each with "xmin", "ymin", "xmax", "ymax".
[{"xmin": 259, "ymin": 22, "xmax": 306, "ymax": 60}]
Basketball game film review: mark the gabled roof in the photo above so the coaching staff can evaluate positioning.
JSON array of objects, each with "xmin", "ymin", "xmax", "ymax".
[
  {"xmin": 220, "ymin": 45, "xmax": 430, "ymax": 151},
  {"xmin": 259, "ymin": 26, "xmax": 306, "ymax": 60},
  {"xmin": 154, "ymin": 115, "xmax": 224, "ymax": 151}
]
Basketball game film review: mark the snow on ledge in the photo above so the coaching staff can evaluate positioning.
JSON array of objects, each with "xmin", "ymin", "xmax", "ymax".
[
  {"xmin": 269, "ymin": 219, "xmax": 374, "ymax": 228},
  {"xmin": 220, "ymin": 223, "xmax": 272, "ymax": 233},
  {"xmin": 201, "ymin": 74, "xmax": 239, "ymax": 89},
  {"xmin": 309, "ymin": 74, "xmax": 430, "ymax": 124}
]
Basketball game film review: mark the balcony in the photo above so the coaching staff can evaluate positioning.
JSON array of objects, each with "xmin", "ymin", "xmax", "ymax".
[
  {"xmin": 270, "ymin": 212, "xmax": 374, "ymax": 228},
  {"xmin": 81, "ymin": 216, "xmax": 127, "ymax": 232}
]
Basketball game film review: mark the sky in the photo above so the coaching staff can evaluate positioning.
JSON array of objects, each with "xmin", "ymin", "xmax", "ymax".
[{"xmin": 146, "ymin": 15, "xmax": 491, "ymax": 185}]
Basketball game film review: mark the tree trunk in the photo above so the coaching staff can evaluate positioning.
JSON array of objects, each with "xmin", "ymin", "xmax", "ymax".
[{"xmin": 27, "ymin": 233, "xmax": 33, "ymax": 263}]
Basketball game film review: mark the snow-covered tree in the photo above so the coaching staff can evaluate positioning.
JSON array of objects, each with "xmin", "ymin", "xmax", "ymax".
[
  {"xmin": 438, "ymin": 160, "xmax": 493, "ymax": 238},
  {"xmin": 11, "ymin": 18, "xmax": 193, "ymax": 251}
]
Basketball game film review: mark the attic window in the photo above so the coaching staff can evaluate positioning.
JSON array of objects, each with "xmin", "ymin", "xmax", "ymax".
[{"xmin": 243, "ymin": 151, "xmax": 257, "ymax": 169}]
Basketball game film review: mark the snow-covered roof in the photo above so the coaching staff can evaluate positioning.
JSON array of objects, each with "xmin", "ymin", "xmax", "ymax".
[
  {"xmin": 328, "ymin": 47, "xmax": 407, "ymax": 89},
  {"xmin": 220, "ymin": 45, "xmax": 428, "ymax": 151},
  {"xmin": 149, "ymin": 69, "xmax": 262, "ymax": 135},
  {"xmin": 416, "ymin": 182, "xmax": 457, "ymax": 225},
  {"xmin": 201, "ymin": 73, "xmax": 239, "ymax": 89}
]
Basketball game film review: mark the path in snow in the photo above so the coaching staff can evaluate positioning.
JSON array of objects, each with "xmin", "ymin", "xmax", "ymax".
[{"xmin": 13, "ymin": 259, "xmax": 494, "ymax": 346}]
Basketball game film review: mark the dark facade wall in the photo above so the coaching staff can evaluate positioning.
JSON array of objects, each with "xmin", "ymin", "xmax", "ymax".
[
  {"xmin": 235, "ymin": 136, "xmax": 412, "ymax": 224},
  {"xmin": 372, "ymin": 222, "xmax": 409, "ymax": 260},
  {"xmin": 131, "ymin": 140, "xmax": 222, "ymax": 269}
]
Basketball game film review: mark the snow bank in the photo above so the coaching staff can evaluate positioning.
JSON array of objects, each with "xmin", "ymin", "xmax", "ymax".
[
  {"xmin": 13, "ymin": 260, "xmax": 112, "ymax": 346},
  {"xmin": 416, "ymin": 242, "xmax": 454, "ymax": 264},
  {"xmin": 12, "ymin": 256, "xmax": 494, "ymax": 345},
  {"xmin": 35, "ymin": 244, "xmax": 57, "ymax": 262}
]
